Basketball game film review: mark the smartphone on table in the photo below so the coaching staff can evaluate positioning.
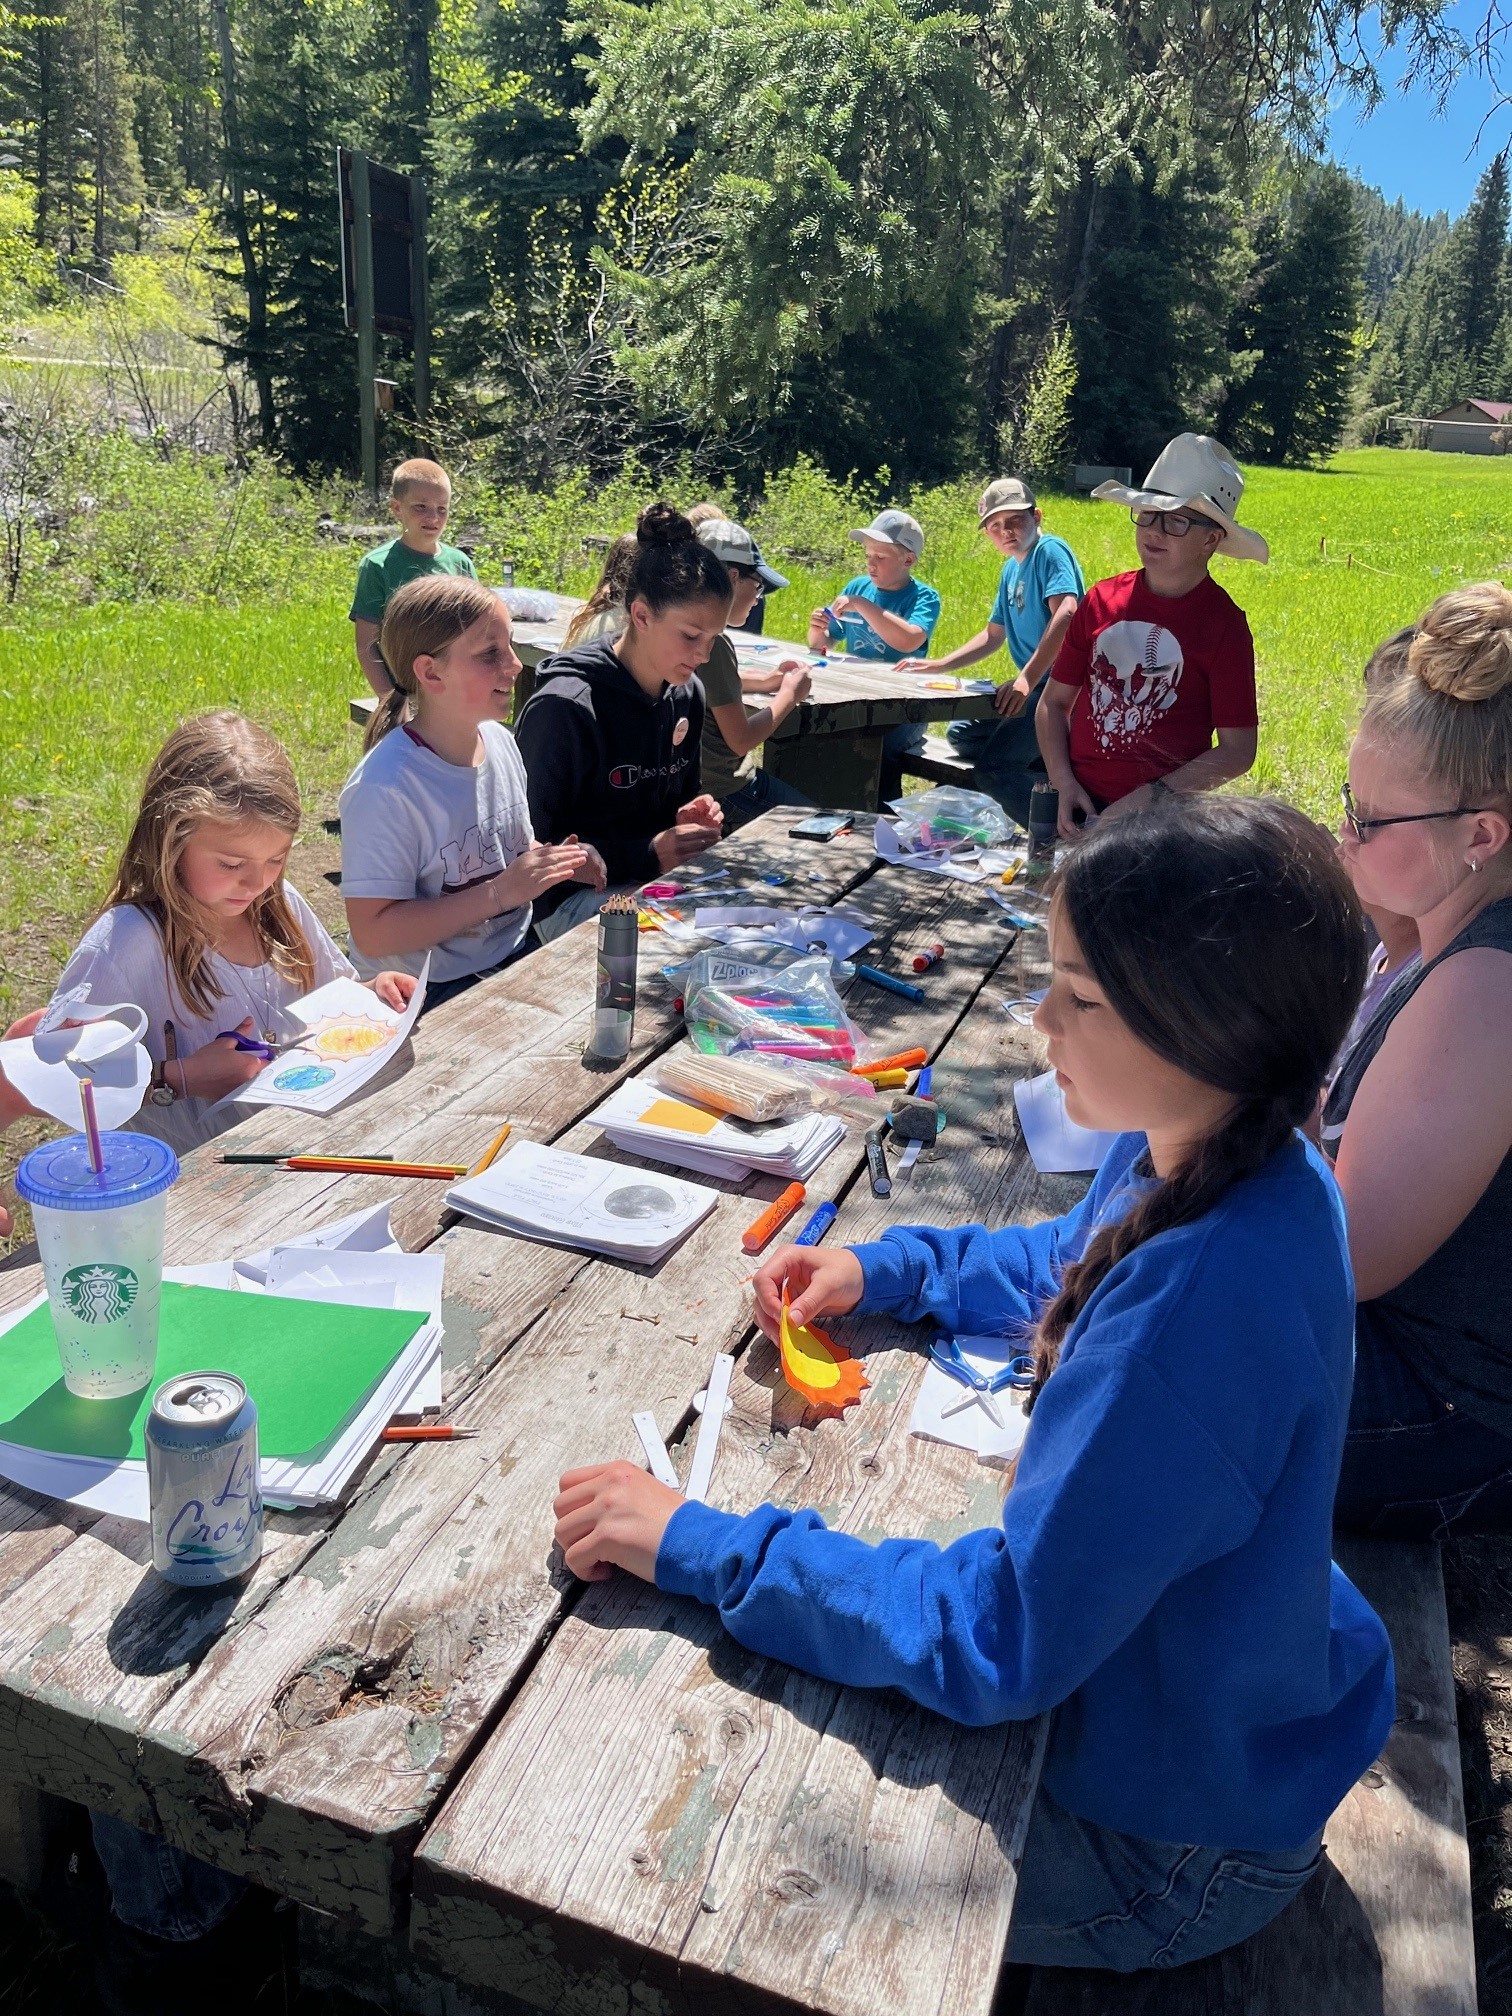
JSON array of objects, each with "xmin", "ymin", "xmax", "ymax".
[{"xmin": 789, "ymin": 813, "xmax": 854, "ymax": 842}]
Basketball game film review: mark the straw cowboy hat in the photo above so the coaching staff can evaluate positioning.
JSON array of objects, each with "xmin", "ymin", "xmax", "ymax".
[{"xmin": 1092, "ymin": 434, "xmax": 1269, "ymax": 564}]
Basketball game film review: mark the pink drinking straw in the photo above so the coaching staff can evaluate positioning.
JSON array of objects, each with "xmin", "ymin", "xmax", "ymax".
[{"xmin": 79, "ymin": 1077, "xmax": 104, "ymax": 1176}]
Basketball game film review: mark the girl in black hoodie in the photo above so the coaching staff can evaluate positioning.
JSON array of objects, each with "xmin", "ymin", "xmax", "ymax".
[{"xmin": 517, "ymin": 503, "xmax": 732, "ymax": 940}]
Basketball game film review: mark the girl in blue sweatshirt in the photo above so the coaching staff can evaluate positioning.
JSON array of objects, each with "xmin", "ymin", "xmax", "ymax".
[{"xmin": 554, "ymin": 798, "xmax": 1396, "ymax": 1973}]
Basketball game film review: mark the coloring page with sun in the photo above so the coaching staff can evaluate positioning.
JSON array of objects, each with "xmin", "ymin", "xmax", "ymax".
[{"xmin": 220, "ymin": 958, "xmax": 432, "ymax": 1115}]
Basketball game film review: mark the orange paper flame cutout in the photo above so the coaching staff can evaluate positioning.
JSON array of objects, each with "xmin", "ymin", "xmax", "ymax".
[{"xmin": 779, "ymin": 1299, "xmax": 868, "ymax": 1415}]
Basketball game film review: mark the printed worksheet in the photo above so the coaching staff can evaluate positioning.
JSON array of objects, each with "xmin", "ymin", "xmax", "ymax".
[{"xmin": 228, "ymin": 957, "xmax": 430, "ymax": 1114}]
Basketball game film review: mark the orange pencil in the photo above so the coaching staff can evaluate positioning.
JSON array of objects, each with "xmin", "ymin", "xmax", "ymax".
[
  {"xmin": 284, "ymin": 1155, "xmax": 466, "ymax": 1179},
  {"xmin": 851, "ymin": 1047, "xmax": 928, "ymax": 1078},
  {"xmin": 381, "ymin": 1423, "xmax": 479, "ymax": 1442},
  {"xmin": 741, "ymin": 1182, "xmax": 807, "ymax": 1255}
]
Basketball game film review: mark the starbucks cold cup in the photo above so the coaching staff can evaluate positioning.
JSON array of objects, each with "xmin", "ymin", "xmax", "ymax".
[{"xmin": 16, "ymin": 1131, "xmax": 179, "ymax": 1399}]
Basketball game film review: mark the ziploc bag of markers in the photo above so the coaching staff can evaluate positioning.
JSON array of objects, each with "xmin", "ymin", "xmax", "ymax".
[
  {"xmin": 681, "ymin": 953, "xmax": 877, "ymax": 1104},
  {"xmin": 888, "ymin": 785, "xmax": 1015, "ymax": 853}
]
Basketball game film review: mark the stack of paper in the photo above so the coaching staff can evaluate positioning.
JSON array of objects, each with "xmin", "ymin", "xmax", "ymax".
[
  {"xmin": 0, "ymin": 1203, "xmax": 445, "ymax": 1521},
  {"xmin": 447, "ymin": 1138, "xmax": 717, "ymax": 1263},
  {"xmin": 588, "ymin": 1076, "xmax": 844, "ymax": 1184}
]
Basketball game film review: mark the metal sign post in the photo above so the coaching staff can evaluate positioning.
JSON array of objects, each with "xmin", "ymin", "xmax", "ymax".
[{"xmin": 338, "ymin": 147, "xmax": 431, "ymax": 495}]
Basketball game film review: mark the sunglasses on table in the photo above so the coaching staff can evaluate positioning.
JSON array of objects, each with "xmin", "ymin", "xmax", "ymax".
[
  {"xmin": 1130, "ymin": 508, "xmax": 1221, "ymax": 539},
  {"xmin": 1339, "ymin": 781, "xmax": 1488, "ymax": 841}
]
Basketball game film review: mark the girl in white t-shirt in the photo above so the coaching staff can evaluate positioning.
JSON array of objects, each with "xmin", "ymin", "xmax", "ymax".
[
  {"xmin": 341, "ymin": 574, "xmax": 605, "ymax": 1008},
  {"xmin": 49, "ymin": 712, "xmax": 417, "ymax": 1154}
]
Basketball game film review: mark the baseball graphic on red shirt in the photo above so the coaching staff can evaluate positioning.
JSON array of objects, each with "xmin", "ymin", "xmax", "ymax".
[{"xmin": 1086, "ymin": 620, "xmax": 1183, "ymax": 751}]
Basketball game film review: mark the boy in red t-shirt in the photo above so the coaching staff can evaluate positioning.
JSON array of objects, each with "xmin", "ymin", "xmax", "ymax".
[{"xmin": 1038, "ymin": 434, "xmax": 1267, "ymax": 838}]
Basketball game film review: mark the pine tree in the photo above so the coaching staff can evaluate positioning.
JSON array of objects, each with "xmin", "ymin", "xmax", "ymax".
[{"xmin": 1222, "ymin": 167, "xmax": 1363, "ymax": 464}]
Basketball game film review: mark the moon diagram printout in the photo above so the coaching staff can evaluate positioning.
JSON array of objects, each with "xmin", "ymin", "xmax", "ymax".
[{"xmin": 227, "ymin": 959, "xmax": 430, "ymax": 1115}]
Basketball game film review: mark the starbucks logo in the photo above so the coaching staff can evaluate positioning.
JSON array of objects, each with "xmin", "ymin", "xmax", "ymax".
[{"xmin": 61, "ymin": 1263, "xmax": 139, "ymax": 1325}]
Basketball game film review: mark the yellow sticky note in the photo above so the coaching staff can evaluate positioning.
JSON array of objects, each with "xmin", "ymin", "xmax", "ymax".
[{"xmin": 639, "ymin": 1097, "xmax": 720, "ymax": 1136}]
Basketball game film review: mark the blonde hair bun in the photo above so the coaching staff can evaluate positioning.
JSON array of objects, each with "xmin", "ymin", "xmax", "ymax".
[{"xmin": 1408, "ymin": 581, "xmax": 1512, "ymax": 704}]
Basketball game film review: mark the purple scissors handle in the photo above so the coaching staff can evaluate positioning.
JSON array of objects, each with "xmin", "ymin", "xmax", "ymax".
[{"xmin": 215, "ymin": 1029, "xmax": 279, "ymax": 1061}]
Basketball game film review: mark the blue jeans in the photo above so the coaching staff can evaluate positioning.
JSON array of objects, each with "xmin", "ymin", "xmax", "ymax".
[
  {"xmin": 532, "ymin": 881, "xmax": 632, "ymax": 945},
  {"xmin": 946, "ymin": 685, "xmax": 1046, "ymax": 830},
  {"xmin": 1006, "ymin": 1786, "xmax": 1321, "ymax": 1971},
  {"xmin": 91, "ymin": 1813, "xmax": 245, "ymax": 1942},
  {"xmin": 720, "ymin": 766, "xmax": 814, "ymax": 832},
  {"xmin": 1335, "ymin": 1316, "xmax": 1512, "ymax": 1538}
]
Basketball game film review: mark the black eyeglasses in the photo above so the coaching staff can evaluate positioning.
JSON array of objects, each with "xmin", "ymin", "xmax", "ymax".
[
  {"xmin": 1339, "ymin": 781, "xmax": 1486, "ymax": 841},
  {"xmin": 1131, "ymin": 508, "xmax": 1219, "ymax": 539},
  {"xmin": 727, "ymin": 563, "xmax": 765, "ymax": 593}
]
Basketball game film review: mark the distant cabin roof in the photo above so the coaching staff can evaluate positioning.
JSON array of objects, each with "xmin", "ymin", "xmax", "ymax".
[{"xmin": 1430, "ymin": 398, "xmax": 1512, "ymax": 421}]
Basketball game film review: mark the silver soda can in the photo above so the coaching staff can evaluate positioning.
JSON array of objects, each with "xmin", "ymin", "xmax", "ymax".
[{"xmin": 146, "ymin": 1372, "xmax": 263, "ymax": 1587}]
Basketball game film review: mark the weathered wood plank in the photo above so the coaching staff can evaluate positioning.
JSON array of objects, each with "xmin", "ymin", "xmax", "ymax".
[
  {"xmin": 411, "ymin": 945, "xmax": 1069, "ymax": 2016},
  {"xmin": 0, "ymin": 858, "xmax": 1016, "ymax": 1934}
]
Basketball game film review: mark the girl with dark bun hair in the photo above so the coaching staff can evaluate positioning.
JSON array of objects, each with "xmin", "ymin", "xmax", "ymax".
[
  {"xmin": 1330, "ymin": 582, "xmax": 1512, "ymax": 1536},
  {"xmin": 552, "ymin": 795, "xmax": 1395, "ymax": 1974},
  {"xmin": 516, "ymin": 503, "xmax": 733, "ymax": 939}
]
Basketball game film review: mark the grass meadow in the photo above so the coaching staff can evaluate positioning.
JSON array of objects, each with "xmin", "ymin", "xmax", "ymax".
[{"xmin": 1, "ymin": 446, "xmax": 1508, "ymax": 1042}]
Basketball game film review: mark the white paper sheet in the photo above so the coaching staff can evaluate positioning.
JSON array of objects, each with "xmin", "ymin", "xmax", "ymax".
[
  {"xmin": 1013, "ymin": 1069, "xmax": 1119, "ymax": 1174},
  {"xmin": 874, "ymin": 821, "xmax": 1028, "ymax": 888},
  {"xmin": 223, "ymin": 957, "xmax": 429, "ymax": 1114},
  {"xmin": 690, "ymin": 906, "xmax": 875, "ymax": 962},
  {"xmin": 234, "ymin": 1198, "xmax": 399, "ymax": 1286},
  {"xmin": 0, "ymin": 986, "xmax": 151, "ymax": 1128},
  {"xmin": 909, "ymin": 1336, "xmax": 1032, "ymax": 1465}
]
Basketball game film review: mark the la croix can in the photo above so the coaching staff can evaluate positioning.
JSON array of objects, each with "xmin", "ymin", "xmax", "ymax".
[{"xmin": 146, "ymin": 1372, "xmax": 263, "ymax": 1587}]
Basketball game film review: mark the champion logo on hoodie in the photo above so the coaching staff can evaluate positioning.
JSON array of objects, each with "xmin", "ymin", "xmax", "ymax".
[{"xmin": 609, "ymin": 757, "xmax": 693, "ymax": 790}]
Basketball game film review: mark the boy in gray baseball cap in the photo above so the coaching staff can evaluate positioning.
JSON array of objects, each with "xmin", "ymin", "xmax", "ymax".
[
  {"xmin": 807, "ymin": 509, "xmax": 941, "ymax": 800},
  {"xmin": 896, "ymin": 477, "xmax": 1084, "ymax": 827}
]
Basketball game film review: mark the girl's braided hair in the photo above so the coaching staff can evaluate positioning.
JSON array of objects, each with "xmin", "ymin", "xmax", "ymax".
[{"xmin": 1026, "ymin": 795, "xmax": 1366, "ymax": 1404}]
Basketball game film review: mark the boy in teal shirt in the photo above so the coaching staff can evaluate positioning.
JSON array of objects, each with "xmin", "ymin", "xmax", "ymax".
[
  {"xmin": 897, "ymin": 477, "xmax": 1083, "ymax": 827},
  {"xmin": 807, "ymin": 510, "xmax": 941, "ymax": 801},
  {"xmin": 350, "ymin": 456, "xmax": 479, "ymax": 697}
]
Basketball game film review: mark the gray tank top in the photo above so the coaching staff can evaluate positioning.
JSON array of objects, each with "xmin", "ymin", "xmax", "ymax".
[{"xmin": 1323, "ymin": 895, "xmax": 1512, "ymax": 1436}]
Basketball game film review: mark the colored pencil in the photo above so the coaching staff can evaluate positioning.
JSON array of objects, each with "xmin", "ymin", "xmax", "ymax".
[
  {"xmin": 470, "ymin": 1122, "xmax": 513, "ymax": 1176},
  {"xmin": 283, "ymin": 1156, "xmax": 467, "ymax": 1179},
  {"xmin": 381, "ymin": 1423, "xmax": 480, "ymax": 1442},
  {"xmin": 221, "ymin": 1151, "xmax": 395, "ymax": 1164}
]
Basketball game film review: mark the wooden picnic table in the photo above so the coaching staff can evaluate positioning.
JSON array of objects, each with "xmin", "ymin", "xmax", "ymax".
[
  {"xmin": 0, "ymin": 809, "xmax": 1059, "ymax": 2014},
  {"xmin": 349, "ymin": 588, "xmax": 997, "ymax": 811}
]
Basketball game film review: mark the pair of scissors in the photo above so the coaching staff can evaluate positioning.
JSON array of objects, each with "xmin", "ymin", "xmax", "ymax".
[
  {"xmin": 928, "ymin": 1336, "xmax": 1035, "ymax": 1429},
  {"xmin": 214, "ymin": 1030, "xmax": 298, "ymax": 1062}
]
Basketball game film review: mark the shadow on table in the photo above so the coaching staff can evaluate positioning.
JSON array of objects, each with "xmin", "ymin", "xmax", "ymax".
[{"xmin": 106, "ymin": 1555, "xmax": 251, "ymax": 1679}]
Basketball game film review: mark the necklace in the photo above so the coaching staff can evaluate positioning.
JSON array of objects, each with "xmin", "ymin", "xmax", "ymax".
[{"xmin": 222, "ymin": 945, "xmax": 280, "ymax": 1046}]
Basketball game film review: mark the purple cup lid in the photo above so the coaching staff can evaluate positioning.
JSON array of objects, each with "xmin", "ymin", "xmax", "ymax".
[{"xmin": 15, "ymin": 1131, "xmax": 179, "ymax": 1212}]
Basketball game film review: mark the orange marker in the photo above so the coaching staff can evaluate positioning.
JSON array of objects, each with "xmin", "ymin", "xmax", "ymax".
[
  {"xmin": 851, "ymin": 1047, "xmax": 928, "ymax": 1078},
  {"xmin": 741, "ymin": 1181, "xmax": 807, "ymax": 1255}
]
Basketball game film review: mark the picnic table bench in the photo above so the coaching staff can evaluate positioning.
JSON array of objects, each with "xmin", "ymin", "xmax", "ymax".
[
  {"xmin": 348, "ymin": 589, "xmax": 995, "ymax": 810},
  {"xmin": 0, "ymin": 808, "xmax": 1479, "ymax": 2015}
]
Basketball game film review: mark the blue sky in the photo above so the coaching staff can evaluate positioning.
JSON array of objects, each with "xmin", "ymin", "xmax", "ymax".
[{"xmin": 1326, "ymin": 6, "xmax": 1509, "ymax": 217}]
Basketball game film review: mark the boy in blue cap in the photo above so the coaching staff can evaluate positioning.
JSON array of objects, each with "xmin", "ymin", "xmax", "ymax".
[{"xmin": 897, "ymin": 477, "xmax": 1083, "ymax": 827}]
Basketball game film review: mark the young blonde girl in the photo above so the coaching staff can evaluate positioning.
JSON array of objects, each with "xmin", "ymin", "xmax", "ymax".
[
  {"xmin": 48, "ymin": 713, "xmax": 415, "ymax": 1154},
  {"xmin": 340, "ymin": 574, "xmax": 603, "ymax": 1008}
]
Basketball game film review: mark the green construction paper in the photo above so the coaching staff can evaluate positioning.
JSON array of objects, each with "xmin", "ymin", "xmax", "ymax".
[{"xmin": 0, "ymin": 1283, "xmax": 425, "ymax": 1463}]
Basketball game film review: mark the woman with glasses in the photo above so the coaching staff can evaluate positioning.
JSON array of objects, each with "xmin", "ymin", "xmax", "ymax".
[{"xmin": 1328, "ymin": 582, "xmax": 1512, "ymax": 1536}]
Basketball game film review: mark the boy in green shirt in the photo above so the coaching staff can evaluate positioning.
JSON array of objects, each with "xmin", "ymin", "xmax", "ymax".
[{"xmin": 350, "ymin": 457, "xmax": 479, "ymax": 697}]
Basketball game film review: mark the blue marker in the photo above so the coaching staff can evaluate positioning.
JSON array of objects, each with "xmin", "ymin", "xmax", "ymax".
[
  {"xmin": 916, "ymin": 1065, "xmax": 933, "ymax": 1100},
  {"xmin": 794, "ymin": 1200, "xmax": 838, "ymax": 1246},
  {"xmin": 856, "ymin": 964, "xmax": 926, "ymax": 1004}
]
